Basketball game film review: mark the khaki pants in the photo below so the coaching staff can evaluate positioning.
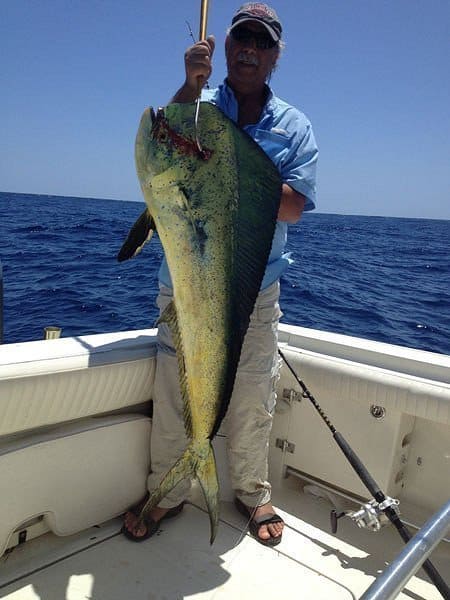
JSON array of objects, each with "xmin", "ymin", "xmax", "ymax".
[{"xmin": 148, "ymin": 281, "xmax": 282, "ymax": 508}]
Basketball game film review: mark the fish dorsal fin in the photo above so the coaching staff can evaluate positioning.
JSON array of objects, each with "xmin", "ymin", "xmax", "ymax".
[
  {"xmin": 158, "ymin": 300, "xmax": 193, "ymax": 439},
  {"xmin": 204, "ymin": 104, "xmax": 282, "ymax": 438},
  {"xmin": 233, "ymin": 122, "xmax": 281, "ymax": 322},
  {"xmin": 117, "ymin": 208, "xmax": 155, "ymax": 262}
]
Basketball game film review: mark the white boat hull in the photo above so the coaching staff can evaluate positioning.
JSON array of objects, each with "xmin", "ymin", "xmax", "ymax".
[{"xmin": 0, "ymin": 325, "xmax": 448, "ymax": 598}]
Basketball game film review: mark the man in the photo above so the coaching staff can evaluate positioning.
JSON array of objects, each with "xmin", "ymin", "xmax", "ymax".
[{"xmin": 123, "ymin": 3, "xmax": 318, "ymax": 546}]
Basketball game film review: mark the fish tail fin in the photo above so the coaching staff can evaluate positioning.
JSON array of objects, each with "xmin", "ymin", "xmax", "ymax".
[
  {"xmin": 140, "ymin": 441, "xmax": 220, "ymax": 544},
  {"xmin": 140, "ymin": 447, "xmax": 196, "ymax": 517},
  {"xmin": 196, "ymin": 442, "xmax": 220, "ymax": 545}
]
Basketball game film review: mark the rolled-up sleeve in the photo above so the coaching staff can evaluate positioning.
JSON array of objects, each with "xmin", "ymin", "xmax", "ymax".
[{"xmin": 280, "ymin": 111, "xmax": 318, "ymax": 211}]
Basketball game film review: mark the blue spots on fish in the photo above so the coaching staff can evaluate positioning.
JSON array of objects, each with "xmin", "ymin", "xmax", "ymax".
[
  {"xmin": 193, "ymin": 219, "xmax": 207, "ymax": 255},
  {"xmin": 177, "ymin": 184, "xmax": 208, "ymax": 255}
]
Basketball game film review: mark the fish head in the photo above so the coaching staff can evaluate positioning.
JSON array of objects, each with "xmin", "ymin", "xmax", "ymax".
[
  {"xmin": 135, "ymin": 106, "xmax": 179, "ymax": 181},
  {"xmin": 135, "ymin": 104, "xmax": 212, "ymax": 187}
]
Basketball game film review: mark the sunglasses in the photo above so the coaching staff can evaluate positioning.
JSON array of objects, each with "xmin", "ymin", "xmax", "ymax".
[{"xmin": 230, "ymin": 26, "xmax": 277, "ymax": 50}]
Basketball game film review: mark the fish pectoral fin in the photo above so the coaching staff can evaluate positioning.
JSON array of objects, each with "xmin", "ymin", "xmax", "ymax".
[
  {"xmin": 151, "ymin": 169, "xmax": 191, "ymax": 213},
  {"xmin": 117, "ymin": 208, "xmax": 155, "ymax": 262},
  {"xmin": 150, "ymin": 167, "xmax": 181, "ymax": 194}
]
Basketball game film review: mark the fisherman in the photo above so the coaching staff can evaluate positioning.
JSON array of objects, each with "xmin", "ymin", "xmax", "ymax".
[{"xmin": 123, "ymin": 3, "xmax": 318, "ymax": 546}]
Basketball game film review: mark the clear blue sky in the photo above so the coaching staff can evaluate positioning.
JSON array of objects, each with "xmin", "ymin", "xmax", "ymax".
[{"xmin": 2, "ymin": 1, "xmax": 449, "ymax": 219}]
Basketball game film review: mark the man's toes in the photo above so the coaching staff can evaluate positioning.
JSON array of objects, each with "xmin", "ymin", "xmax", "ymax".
[
  {"xmin": 124, "ymin": 515, "xmax": 148, "ymax": 538},
  {"xmin": 258, "ymin": 525, "xmax": 271, "ymax": 540},
  {"xmin": 130, "ymin": 522, "xmax": 148, "ymax": 537},
  {"xmin": 123, "ymin": 511, "xmax": 148, "ymax": 537},
  {"xmin": 267, "ymin": 522, "xmax": 283, "ymax": 537}
]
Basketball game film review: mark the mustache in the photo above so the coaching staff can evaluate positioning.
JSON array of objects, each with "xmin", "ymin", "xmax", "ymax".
[{"xmin": 237, "ymin": 52, "xmax": 258, "ymax": 66}]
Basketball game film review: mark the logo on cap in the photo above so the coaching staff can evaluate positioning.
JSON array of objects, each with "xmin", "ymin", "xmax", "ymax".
[{"xmin": 240, "ymin": 3, "xmax": 277, "ymax": 19}]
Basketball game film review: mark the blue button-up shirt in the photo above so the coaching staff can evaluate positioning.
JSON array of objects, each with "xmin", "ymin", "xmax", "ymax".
[{"xmin": 158, "ymin": 80, "xmax": 318, "ymax": 290}]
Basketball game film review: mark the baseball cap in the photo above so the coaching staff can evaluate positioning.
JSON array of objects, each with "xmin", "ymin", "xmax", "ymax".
[{"xmin": 230, "ymin": 3, "xmax": 282, "ymax": 42}]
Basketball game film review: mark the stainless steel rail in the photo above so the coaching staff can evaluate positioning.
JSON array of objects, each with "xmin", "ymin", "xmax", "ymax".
[{"xmin": 360, "ymin": 499, "xmax": 450, "ymax": 600}]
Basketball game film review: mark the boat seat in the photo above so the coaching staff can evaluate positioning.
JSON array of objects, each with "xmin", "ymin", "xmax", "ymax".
[
  {"xmin": 0, "ymin": 331, "xmax": 157, "ymax": 437},
  {"xmin": 0, "ymin": 414, "xmax": 151, "ymax": 557}
]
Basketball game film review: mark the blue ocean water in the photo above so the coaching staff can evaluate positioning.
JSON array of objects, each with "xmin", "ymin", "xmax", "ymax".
[{"xmin": 1, "ymin": 192, "xmax": 449, "ymax": 355}]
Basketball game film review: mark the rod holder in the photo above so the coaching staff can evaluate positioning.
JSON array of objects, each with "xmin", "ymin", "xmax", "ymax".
[{"xmin": 44, "ymin": 326, "xmax": 62, "ymax": 340}]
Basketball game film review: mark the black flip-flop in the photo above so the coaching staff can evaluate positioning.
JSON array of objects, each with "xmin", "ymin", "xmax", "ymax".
[
  {"xmin": 122, "ymin": 499, "xmax": 185, "ymax": 542},
  {"xmin": 235, "ymin": 497, "xmax": 284, "ymax": 547}
]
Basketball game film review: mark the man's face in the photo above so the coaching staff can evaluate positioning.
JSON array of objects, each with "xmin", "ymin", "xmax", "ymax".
[{"xmin": 225, "ymin": 21, "xmax": 279, "ymax": 91}]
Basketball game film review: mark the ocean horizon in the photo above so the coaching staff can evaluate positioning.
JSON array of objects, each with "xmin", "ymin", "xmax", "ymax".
[
  {"xmin": 1, "ymin": 191, "xmax": 449, "ymax": 355},
  {"xmin": 5, "ymin": 190, "xmax": 449, "ymax": 221}
]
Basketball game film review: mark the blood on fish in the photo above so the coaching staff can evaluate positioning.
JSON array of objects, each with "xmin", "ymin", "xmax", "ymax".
[{"xmin": 153, "ymin": 116, "xmax": 213, "ymax": 161}]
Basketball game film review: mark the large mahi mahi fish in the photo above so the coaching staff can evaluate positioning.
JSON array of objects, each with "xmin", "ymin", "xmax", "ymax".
[{"xmin": 119, "ymin": 102, "xmax": 281, "ymax": 543}]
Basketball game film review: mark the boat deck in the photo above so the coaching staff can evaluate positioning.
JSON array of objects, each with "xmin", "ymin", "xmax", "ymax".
[{"xmin": 1, "ymin": 479, "xmax": 448, "ymax": 600}]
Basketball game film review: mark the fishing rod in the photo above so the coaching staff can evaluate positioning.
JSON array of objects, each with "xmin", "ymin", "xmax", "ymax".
[
  {"xmin": 278, "ymin": 347, "xmax": 450, "ymax": 600},
  {"xmin": 193, "ymin": 0, "xmax": 210, "ymax": 155},
  {"xmin": 199, "ymin": 0, "xmax": 209, "ymax": 41}
]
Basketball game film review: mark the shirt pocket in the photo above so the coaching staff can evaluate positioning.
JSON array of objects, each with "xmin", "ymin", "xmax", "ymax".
[{"xmin": 253, "ymin": 128, "xmax": 291, "ymax": 167}]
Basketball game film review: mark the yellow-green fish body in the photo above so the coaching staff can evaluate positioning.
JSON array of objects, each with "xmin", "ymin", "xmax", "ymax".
[{"xmin": 120, "ymin": 102, "xmax": 281, "ymax": 543}]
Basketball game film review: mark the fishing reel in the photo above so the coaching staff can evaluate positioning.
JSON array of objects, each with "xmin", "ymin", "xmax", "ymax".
[{"xmin": 331, "ymin": 496, "xmax": 400, "ymax": 534}]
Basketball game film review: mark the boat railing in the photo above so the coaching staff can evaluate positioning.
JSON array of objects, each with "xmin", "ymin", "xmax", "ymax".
[{"xmin": 360, "ymin": 499, "xmax": 450, "ymax": 600}]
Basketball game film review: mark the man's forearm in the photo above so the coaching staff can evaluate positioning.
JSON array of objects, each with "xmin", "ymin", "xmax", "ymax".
[{"xmin": 278, "ymin": 184, "xmax": 306, "ymax": 224}]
